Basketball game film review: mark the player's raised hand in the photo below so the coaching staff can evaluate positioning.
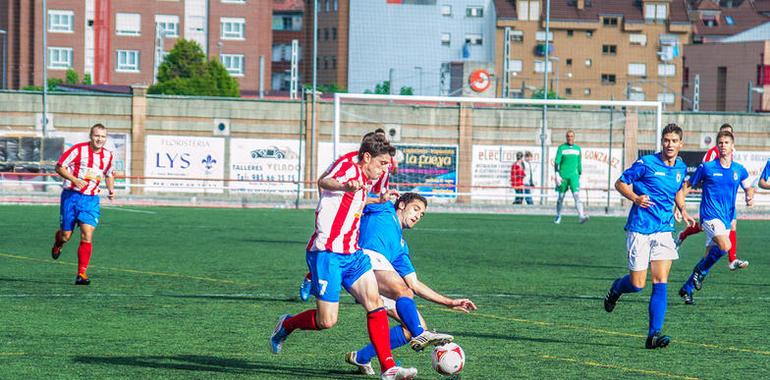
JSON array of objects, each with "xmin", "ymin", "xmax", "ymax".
[
  {"xmin": 448, "ymin": 298, "xmax": 477, "ymax": 313},
  {"xmin": 681, "ymin": 210, "xmax": 696, "ymax": 228},
  {"xmin": 343, "ymin": 180, "xmax": 362, "ymax": 192},
  {"xmin": 634, "ymin": 194, "xmax": 654, "ymax": 208}
]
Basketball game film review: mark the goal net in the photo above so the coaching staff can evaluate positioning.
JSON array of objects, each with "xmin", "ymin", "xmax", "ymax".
[{"xmin": 327, "ymin": 93, "xmax": 663, "ymax": 210}]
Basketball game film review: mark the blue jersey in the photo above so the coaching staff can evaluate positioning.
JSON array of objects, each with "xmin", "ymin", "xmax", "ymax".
[
  {"xmin": 358, "ymin": 202, "xmax": 415, "ymax": 277},
  {"xmin": 761, "ymin": 160, "xmax": 770, "ymax": 182},
  {"xmin": 689, "ymin": 160, "xmax": 749, "ymax": 227},
  {"xmin": 619, "ymin": 154, "xmax": 687, "ymax": 234}
]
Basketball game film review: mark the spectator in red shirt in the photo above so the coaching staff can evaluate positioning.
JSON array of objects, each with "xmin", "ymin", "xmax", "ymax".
[{"xmin": 511, "ymin": 152, "xmax": 526, "ymax": 204}]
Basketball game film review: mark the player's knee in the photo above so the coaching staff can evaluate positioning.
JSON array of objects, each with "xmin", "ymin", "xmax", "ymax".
[
  {"xmin": 394, "ymin": 285, "xmax": 414, "ymax": 299},
  {"xmin": 316, "ymin": 315, "xmax": 337, "ymax": 330},
  {"xmin": 61, "ymin": 232, "xmax": 72, "ymax": 242}
]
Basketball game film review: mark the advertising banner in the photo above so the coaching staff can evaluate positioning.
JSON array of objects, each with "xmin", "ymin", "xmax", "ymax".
[
  {"xmin": 578, "ymin": 147, "xmax": 624, "ymax": 192},
  {"xmin": 144, "ymin": 135, "xmax": 225, "ymax": 193},
  {"xmin": 54, "ymin": 132, "xmax": 131, "ymax": 189},
  {"xmin": 392, "ymin": 144, "xmax": 457, "ymax": 196},
  {"xmin": 229, "ymin": 138, "xmax": 303, "ymax": 193},
  {"xmin": 471, "ymin": 145, "xmax": 544, "ymax": 200}
]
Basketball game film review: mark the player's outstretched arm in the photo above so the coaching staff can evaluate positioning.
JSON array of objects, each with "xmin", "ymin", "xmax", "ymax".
[{"xmin": 403, "ymin": 273, "xmax": 477, "ymax": 313}]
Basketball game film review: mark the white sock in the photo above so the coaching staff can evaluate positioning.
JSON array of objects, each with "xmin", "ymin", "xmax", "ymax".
[
  {"xmin": 573, "ymin": 192, "xmax": 585, "ymax": 218},
  {"xmin": 556, "ymin": 192, "xmax": 565, "ymax": 217}
]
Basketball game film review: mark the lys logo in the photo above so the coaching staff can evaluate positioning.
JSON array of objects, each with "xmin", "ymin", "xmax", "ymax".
[{"xmin": 202, "ymin": 154, "xmax": 217, "ymax": 173}]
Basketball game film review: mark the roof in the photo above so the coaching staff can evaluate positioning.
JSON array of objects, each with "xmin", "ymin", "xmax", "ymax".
[
  {"xmin": 690, "ymin": 0, "xmax": 769, "ymax": 36},
  {"xmin": 58, "ymin": 84, "xmax": 132, "ymax": 94},
  {"xmin": 495, "ymin": 0, "xmax": 690, "ymax": 23},
  {"xmin": 693, "ymin": 0, "xmax": 721, "ymax": 11},
  {"xmin": 720, "ymin": 20, "xmax": 770, "ymax": 41},
  {"xmin": 273, "ymin": 0, "xmax": 303, "ymax": 12}
]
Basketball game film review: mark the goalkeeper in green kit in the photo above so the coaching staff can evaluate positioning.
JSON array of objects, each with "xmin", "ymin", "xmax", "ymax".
[{"xmin": 553, "ymin": 130, "xmax": 588, "ymax": 224}]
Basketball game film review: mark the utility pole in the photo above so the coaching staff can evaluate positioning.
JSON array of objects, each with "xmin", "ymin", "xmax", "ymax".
[
  {"xmin": 42, "ymin": 0, "xmax": 49, "ymax": 136},
  {"xmin": 539, "ymin": 0, "xmax": 551, "ymax": 205},
  {"xmin": 0, "ymin": 29, "xmax": 6, "ymax": 89}
]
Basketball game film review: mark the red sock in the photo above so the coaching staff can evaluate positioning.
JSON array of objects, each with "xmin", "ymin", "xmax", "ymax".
[
  {"xmin": 283, "ymin": 309, "xmax": 319, "ymax": 333},
  {"xmin": 77, "ymin": 241, "xmax": 92, "ymax": 275},
  {"xmin": 367, "ymin": 308, "xmax": 396, "ymax": 372},
  {"xmin": 679, "ymin": 223, "xmax": 702, "ymax": 240},
  {"xmin": 304, "ymin": 272, "xmax": 312, "ymax": 281},
  {"xmin": 54, "ymin": 230, "xmax": 65, "ymax": 247},
  {"xmin": 728, "ymin": 230, "xmax": 737, "ymax": 262}
]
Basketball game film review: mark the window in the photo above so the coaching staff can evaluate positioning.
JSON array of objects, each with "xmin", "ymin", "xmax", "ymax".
[
  {"xmin": 602, "ymin": 45, "xmax": 617, "ymax": 55},
  {"xmin": 628, "ymin": 63, "xmax": 646, "ymax": 76},
  {"xmin": 645, "ymin": 3, "xmax": 668, "ymax": 22},
  {"xmin": 221, "ymin": 54, "xmax": 244, "ymax": 76},
  {"xmin": 629, "ymin": 33, "xmax": 647, "ymax": 46},
  {"xmin": 585, "ymin": 58, "xmax": 592, "ymax": 67},
  {"xmin": 534, "ymin": 60, "xmax": 553, "ymax": 73},
  {"xmin": 116, "ymin": 50, "xmax": 139, "ymax": 72},
  {"xmin": 584, "ymin": 88, "xmax": 591, "ymax": 96},
  {"xmin": 332, "ymin": 57, "xmax": 336, "ymax": 69},
  {"xmin": 566, "ymin": 58, "xmax": 572, "ymax": 66},
  {"xmin": 48, "ymin": 47, "xmax": 73, "ymax": 69},
  {"xmin": 508, "ymin": 59, "xmax": 523, "ymax": 73},
  {"xmin": 465, "ymin": 34, "xmax": 483, "ymax": 45},
  {"xmin": 334, "ymin": 0, "xmax": 338, "ymax": 11},
  {"xmin": 517, "ymin": 1, "xmax": 529, "ymax": 20},
  {"xmin": 116, "ymin": 13, "xmax": 141, "ymax": 36},
  {"xmin": 658, "ymin": 63, "xmax": 675, "ymax": 77},
  {"xmin": 567, "ymin": 30, "xmax": 574, "ymax": 37},
  {"xmin": 516, "ymin": 0, "xmax": 540, "ymax": 20},
  {"xmin": 725, "ymin": 16, "xmax": 735, "ymax": 25},
  {"xmin": 657, "ymin": 92, "xmax": 675, "ymax": 104},
  {"xmin": 601, "ymin": 74, "xmax": 616, "ymax": 84},
  {"xmin": 565, "ymin": 88, "xmax": 572, "ymax": 96},
  {"xmin": 332, "ymin": 27, "xmax": 337, "ymax": 40},
  {"xmin": 528, "ymin": 1, "xmax": 539, "ymax": 20},
  {"xmin": 510, "ymin": 30, "xmax": 524, "ymax": 42},
  {"xmin": 586, "ymin": 30, "xmax": 593, "ymax": 37},
  {"xmin": 325, "ymin": 0, "xmax": 330, "ymax": 12},
  {"xmin": 536, "ymin": 31, "xmax": 553, "ymax": 41},
  {"xmin": 49, "ymin": 10, "xmax": 74, "ymax": 33},
  {"xmin": 272, "ymin": 44, "xmax": 292, "ymax": 61},
  {"xmin": 324, "ymin": 28, "xmax": 329, "ymax": 40},
  {"xmin": 441, "ymin": 5, "xmax": 452, "ymax": 16},
  {"xmin": 221, "ymin": 17, "xmax": 245, "ymax": 39},
  {"xmin": 703, "ymin": 16, "xmax": 717, "ymax": 27},
  {"xmin": 221, "ymin": 0, "xmax": 246, "ymax": 3},
  {"xmin": 441, "ymin": 33, "xmax": 451, "ymax": 46},
  {"xmin": 155, "ymin": 15, "xmax": 179, "ymax": 37},
  {"xmin": 466, "ymin": 6, "xmax": 483, "ymax": 17},
  {"xmin": 603, "ymin": 17, "xmax": 618, "ymax": 26}
]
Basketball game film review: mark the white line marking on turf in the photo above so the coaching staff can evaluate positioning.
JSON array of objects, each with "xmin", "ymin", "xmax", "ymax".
[
  {"xmin": 102, "ymin": 206, "xmax": 157, "ymax": 214},
  {"xmin": 542, "ymin": 355, "xmax": 699, "ymax": 380}
]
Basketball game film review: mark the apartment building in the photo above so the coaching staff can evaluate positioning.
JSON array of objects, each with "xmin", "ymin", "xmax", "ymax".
[
  {"xmin": 495, "ymin": 0, "xmax": 691, "ymax": 110},
  {"xmin": 272, "ymin": 0, "xmax": 303, "ymax": 92},
  {"xmin": 0, "ymin": 0, "xmax": 272, "ymax": 92}
]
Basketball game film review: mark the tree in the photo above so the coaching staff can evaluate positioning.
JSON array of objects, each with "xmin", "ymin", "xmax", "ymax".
[
  {"xmin": 399, "ymin": 86, "xmax": 414, "ymax": 95},
  {"xmin": 365, "ymin": 80, "xmax": 391, "ymax": 95},
  {"xmin": 82, "ymin": 73, "xmax": 92, "ymax": 85},
  {"xmin": 530, "ymin": 88, "xmax": 561, "ymax": 100},
  {"xmin": 65, "ymin": 69, "xmax": 79, "ymax": 85},
  {"xmin": 149, "ymin": 39, "xmax": 239, "ymax": 97},
  {"xmin": 316, "ymin": 84, "xmax": 346, "ymax": 94}
]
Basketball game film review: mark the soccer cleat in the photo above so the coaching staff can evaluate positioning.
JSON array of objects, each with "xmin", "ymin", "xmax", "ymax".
[
  {"xmin": 678, "ymin": 288, "xmax": 695, "ymax": 305},
  {"xmin": 579, "ymin": 216, "xmax": 590, "ymax": 224},
  {"xmin": 728, "ymin": 259, "xmax": 749, "ymax": 271},
  {"xmin": 345, "ymin": 351, "xmax": 376, "ymax": 376},
  {"xmin": 692, "ymin": 268, "xmax": 705, "ymax": 291},
  {"xmin": 380, "ymin": 366, "xmax": 418, "ymax": 380},
  {"xmin": 554, "ymin": 216, "xmax": 561, "ymax": 224},
  {"xmin": 270, "ymin": 314, "xmax": 292, "ymax": 354},
  {"xmin": 673, "ymin": 233, "xmax": 683, "ymax": 249},
  {"xmin": 299, "ymin": 277, "xmax": 312, "ymax": 302},
  {"xmin": 74, "ymin": 273, "xmax": 90, "ymax": 286},
  {"xmin": 603, "ymin": 280, "xmax": 621, "ymax": 313},
  {"xmin": 51, "ymin": 245, "xmax": 62, "ymax": 260},
  {"xmin": 645, "ymin": 332, "xmax": 671, "ymax": 349},
  {"xmin": 409, "ymin": 330, "xmax": 454, "ymax": 352}
]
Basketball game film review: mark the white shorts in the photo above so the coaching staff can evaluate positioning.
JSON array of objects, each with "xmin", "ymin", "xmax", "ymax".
[
  {"xmin": 701, "ymin": 219, "xmax": 729, "ymax": 248},
  {"xmin": 362, "ymin": 249, "xmax": 397, "ymax": 310},
  {"xmin": 626, "ymin": 231, "xmax": 679, "ymax": 271}
]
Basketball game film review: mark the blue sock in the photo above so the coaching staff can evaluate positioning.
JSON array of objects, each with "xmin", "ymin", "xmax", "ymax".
[
  {"xmin": 356, "ymin": 325, "xmax": 409, "ymax": 364},
  {"xmin": 648, "ymin": 283, "xmax": 668, "ymax": 336},
  {"xmin": 395, "ymin": 297, "xmax": 424, "ymax": 337},
  {"xmin": 612, "ymin": 275, "xmax": 643, "ymax": 295},
  {"xmin": 697, "ymin": 246, "xmax": 727, "ymax": 277}
]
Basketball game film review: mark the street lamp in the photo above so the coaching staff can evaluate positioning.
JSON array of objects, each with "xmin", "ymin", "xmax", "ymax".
[{"xmin": 0, "ymin": 29, "xmax": 7, "ymax": 89}]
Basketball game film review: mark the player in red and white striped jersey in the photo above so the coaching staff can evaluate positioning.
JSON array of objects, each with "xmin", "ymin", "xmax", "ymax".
[
  {"xmin": 51, "ymin": 124, "xmax": 116, "ymax": 285},
  {"xmin": 271, "ymin": 135, "xmax": 418, "ymax": 380},
  {"xmin": 676, "ymin": 123, "xmax": 748, "ymax": 270}
]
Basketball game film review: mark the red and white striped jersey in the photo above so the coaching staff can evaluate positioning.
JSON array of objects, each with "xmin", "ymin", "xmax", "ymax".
[
  {"xmin": 323, "ymin": 151, "xmax": 393, "ymax": 196},
  {"xmin": 57, "ymin": 142, "xmax": 115, "ymax": 196},
  {"xmin": 703, "ymin": 146, "xmax": 719, "ymax": 163},
  {"xmin": 306, "ymin": 160, "xmax": 371, "ymax": 254}
]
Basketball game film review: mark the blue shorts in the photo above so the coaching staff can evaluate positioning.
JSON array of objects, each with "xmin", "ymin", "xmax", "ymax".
[
  {"xmin": 306, "ymin": 250, "xmax": 372, "ymax": 302},
  {"xmin": 60, "ymin": 190, "xmax": 100, "ymax": 231}
]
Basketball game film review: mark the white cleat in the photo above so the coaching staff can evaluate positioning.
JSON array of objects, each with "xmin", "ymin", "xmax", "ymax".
[
  {"xmin": 554, "ymin": 216, "xmax": 561, "ymax": 225},
  {"xmin": 579, "ymin": 215, "xmax": 590, "ymax": 224},
  {"xmin": 728, "ymin": 259, "xmax": 749, "ymax": 271},
  {"xmin": 409, "ymin": 330, "xmax": 453, "ymax": 351},
  {"xmin": 381, "ymin": 366, "xmax": 418, "ymax": 380},
  {"xmin": 674, "ymin": 233, "xmax": 683, "ymax": 249},
  {"xmin": 345, "ymin": 351, "xmax": 376, "ymax": 376}
]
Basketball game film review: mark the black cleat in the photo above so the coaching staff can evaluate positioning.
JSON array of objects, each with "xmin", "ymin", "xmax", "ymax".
[
  {"xmin": 692, "ymin": 268, "xmax": 705, "ymax": 291},
  {"xmin": 645, "ymin": 332, "xmax": 671, "ymax": 349},
  {"xmin": 604, "ymin": 280, "xmax": 621, "ymax": 312},
  {"xmin": 51, "ymin": 245, "xmax": 62, "ymax": 260},
  {"xmin": 679, "ymin": 288, "xmax": 695, "ymax": 305},
  {"xmin": 75, "ymin": 274, "xmax": 91, "ymax": 286}
]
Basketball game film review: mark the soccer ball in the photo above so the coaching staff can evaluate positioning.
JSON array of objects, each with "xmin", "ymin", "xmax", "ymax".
[{"xmin": 431, "ymin": 342, "xmax": 465, "ymax": 376}]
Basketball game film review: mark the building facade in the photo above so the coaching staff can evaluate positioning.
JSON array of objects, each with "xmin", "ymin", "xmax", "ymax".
[
  {"xmin": 272, "ymin": 0, "xmax": 303, "ymax": 93},
  {"xmin": 0, "ymin": 0, "xmax": 272, "ymax": 93},
  {"xmin": 495, "ymin": 0, "xmax": 691, "ymax": 110}
]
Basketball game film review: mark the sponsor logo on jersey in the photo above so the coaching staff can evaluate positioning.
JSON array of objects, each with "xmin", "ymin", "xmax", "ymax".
[
  {"xmin": 733, "ymin": 171, "xmax": 738, "ymax": 181},
  {"xmin": 676, "ymin": 172, "xmax": 682, "ymax": 182},
  {"xmin": 713, "ymin": 172, "xmax": 723, "ymax": 177},
  {"xmin": 654, "ymin": 172, "xmax": 666, "ymax": 176}
]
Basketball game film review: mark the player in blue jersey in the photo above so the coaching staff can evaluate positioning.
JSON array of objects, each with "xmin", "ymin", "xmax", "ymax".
[
  {"xmin": 678, "ymin": 131, "xmax": 754, "ymax": 305},
  {"xmin": 602, "ymin": 123, "xmax": 695, "ymax": 349},
  {"xmin": 759, "ymin": 159, "xmax": 770, "ymax": 190},
  {"xmin": 345, "ymin": 193, "xmax": 477, "ymax": 375}
]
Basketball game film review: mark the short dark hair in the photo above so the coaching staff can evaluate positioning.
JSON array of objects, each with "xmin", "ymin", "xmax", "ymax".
[
  {"xmin": 374, "ymin": 128, "xmax": 386, "ymax": 134},
  {"xmin": 90, "ymin": 123, "xmax": 106, "ymax": 136},
  {"xmin": 360, "ymin": 131, "xmax": 376, "ymax": 143},
  {"xmin": 717, "ymin": 130, "xmax": 734, "ymax": 142},
  {"xmin": 661, "ymin": 123, "xmax": 683, "ymax": 139},
  {"xmin": 516, "ymin": 152, "xmax": 523, "ymax": 160},
  {"xmin": 396, "ymin": 192, "xmax": 427, "ymax": 210},
  {"xmin": 358, "ymin": 134, "xmax": 395, "ymax": 160},
  {"xmin": 719, "ymin": 123, "xmax": 733, "ymax": 132},
  {"xmin": 524, "ymin": 151, "xmax": 533, "ymax": 158}
]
